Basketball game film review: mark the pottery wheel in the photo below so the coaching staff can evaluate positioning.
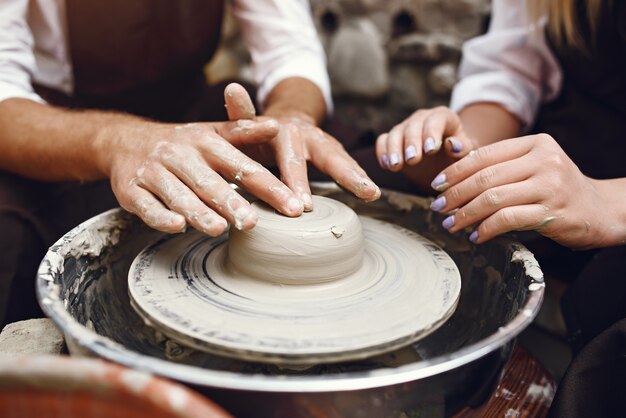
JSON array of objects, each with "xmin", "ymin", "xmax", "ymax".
[{"xmin": 129, "ymin": 196, "xmax": 461, "ymax": 365}]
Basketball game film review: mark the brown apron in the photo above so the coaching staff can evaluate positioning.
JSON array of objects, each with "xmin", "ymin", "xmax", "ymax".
[
  {"xmin": 1, "ymin": 1, "xmax": 224, "ymax": 325},
  {"xmin": 64, "ymin": 0, "xmax": 224, "ymax": 120}
]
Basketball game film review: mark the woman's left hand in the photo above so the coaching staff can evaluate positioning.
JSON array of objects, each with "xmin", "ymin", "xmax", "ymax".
[{"xmin": 429, "ymin": 133, "xmax": 614, "ymax": 249}]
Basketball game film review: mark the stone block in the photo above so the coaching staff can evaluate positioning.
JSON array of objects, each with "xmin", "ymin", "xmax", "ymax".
[
  {"xmin": 0, "ymin": 318, "xmax": 66, "ymax": 356},
  {"xmin": 327, "ymin": 18, "xmax": 390, "ymax": 98}
]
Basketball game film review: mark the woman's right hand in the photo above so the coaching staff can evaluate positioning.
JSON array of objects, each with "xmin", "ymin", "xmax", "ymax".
[{"xmin": 376, "ymin": 106, "xmax": 475, "ymax": 173}]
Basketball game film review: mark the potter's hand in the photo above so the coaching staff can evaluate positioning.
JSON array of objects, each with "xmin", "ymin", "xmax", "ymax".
[
  {"xmin": 429, "ymin": 133, "xmax": 620, "ymax": 249},
  {"xmin": 376, "ymin": 107, "xmax": 475, "ymax": 186},
  {"xmin": 223, "ymin": 83, "xmax": 380, "ymax": 211},
  {"xmin": 104, "ymin": 118, "xmax": 304, "ymax": 236}
]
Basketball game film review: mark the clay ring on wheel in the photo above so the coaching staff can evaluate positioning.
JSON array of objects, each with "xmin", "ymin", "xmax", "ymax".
[{"xmin": 128, "ymin": 195, "xmax": 461, "ymax": 366}]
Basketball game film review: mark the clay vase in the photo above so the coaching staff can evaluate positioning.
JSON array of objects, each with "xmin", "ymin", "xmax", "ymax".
[{"xmin": 0, "ymin": 355, "xmax": 232, "ymax": 418}]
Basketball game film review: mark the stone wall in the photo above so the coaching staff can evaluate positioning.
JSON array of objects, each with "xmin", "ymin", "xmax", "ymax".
[{"xmin": 205, "ymin": 0, "xmax": 490, "ymax": 143}]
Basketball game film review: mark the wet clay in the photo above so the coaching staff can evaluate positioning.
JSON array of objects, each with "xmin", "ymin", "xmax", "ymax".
[
  {"xmin": 128, "ymin": 195, "xmax": 462, "ymax": 365},
  {"xmin": 228, "ymin": 196, "xmax": 364, "ymax": 284}
]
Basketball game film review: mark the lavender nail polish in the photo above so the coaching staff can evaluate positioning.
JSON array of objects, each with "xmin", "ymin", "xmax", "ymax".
[
  {"xmin": 381, "ymin": 153, "xmax": 390, "ymax": 168},
  {"xmin": 405, "ymin": 145, "xmax": 417, "ymax": 160},
  {"xmin": 430, "ymin": 196, "xmax": 446, "ymax": 212},
  {"xmin": 469, "ymin": 230, "xmax": 479, "ymax": 243},
  {"xmin": 390, "ymin": 153, "xmax": 400, "ymax": 166},
  {"xmin": 431, "ymin": 173, "xmax": 446, "ymax": 189},
  {"xmin": 448, "ymin": 137, "xmax": 463, "ymax": 153},
  {"xmin": 442, "ymin": 215, "xmax": 455, "ymax": 229},
  {"xmin": 424, "ymin": 137, "xmax": 436, "ymax": 153}
]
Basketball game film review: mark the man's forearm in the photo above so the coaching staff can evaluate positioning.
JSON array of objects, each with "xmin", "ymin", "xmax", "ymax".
[
  {"xmin": 0, "ymin": 98, "xmax": 142, "ymax": 181},
  {"xmin": 263, "ymin": 77, "xmax": 327, "ymax": 126},
  {"xmin": 459, "ymin": 103, "xmax": 523, "ymax": 146}
]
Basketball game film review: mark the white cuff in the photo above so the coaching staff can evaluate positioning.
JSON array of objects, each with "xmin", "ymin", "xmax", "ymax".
[
  {"xmin": 450, "ymin": 72, "xmax": 541, "ymax": 132},
  {"xmin": 256, "ymin": 54, "xmax": 334, "ymax": 117},
  {"xmin": 0, "ymin": 81, "xmax": 45, "ymax": 104}
]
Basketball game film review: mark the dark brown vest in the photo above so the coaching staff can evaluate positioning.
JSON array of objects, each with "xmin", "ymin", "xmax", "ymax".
[
  {"xmin": 533, "ymin": 0, "xmax": 626, "ymax": 179},
  {"xmin": 59, "ymin": 0, "xmax": 224, "ymax": 120}
]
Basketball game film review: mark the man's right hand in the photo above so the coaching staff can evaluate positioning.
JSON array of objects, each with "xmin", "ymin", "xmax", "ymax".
[{"xmin": 100, "ymin": 116, "xmax": 304, "ymax": 236}]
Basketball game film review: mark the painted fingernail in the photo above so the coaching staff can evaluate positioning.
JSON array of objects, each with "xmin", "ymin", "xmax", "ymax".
[
  {"xmin": 447, "ymin": 137, "xmax": 463, "ymax": 153},
  {"xmin": 431, "ymin": 173, "xmax": 448, "ymax": 191},
  {"xmin": 405, "ymin": 145, "xmax": 417, "ymax": 160},
  {"xmin": 442, "ymin": 215, "xmax": 455, "ymax": 230},
  {"xmin": 390, "ymin": 153, "xmax": 400, "ymax": 166},
  {"xmin": 424, "ymin": 137, "xmax": 435, "ymax": 153},
  {"xmin": 381, "ymin": 153, "xmax": 390, "ymax": 168},
  {"xmin": 469, "ymin": 230, "xmax": 479, "ymax": 243},
  {"xmin": 430, "ymin": 195, "xmax": 446, "ymax": 212},
  {"xmin": 287, "ymin": 197, "xmax": 304, "ymax": 213}
]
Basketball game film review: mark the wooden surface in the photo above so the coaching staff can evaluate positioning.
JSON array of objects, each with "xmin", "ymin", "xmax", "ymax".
[{"xmin": 453, "ymin": 344, "xmax": 556, "ymax": 417}]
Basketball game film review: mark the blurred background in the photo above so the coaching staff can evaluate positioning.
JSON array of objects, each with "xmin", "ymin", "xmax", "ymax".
[{"xmin": 205, "ymin": 0, "xmax": 490, "ymax": 148}]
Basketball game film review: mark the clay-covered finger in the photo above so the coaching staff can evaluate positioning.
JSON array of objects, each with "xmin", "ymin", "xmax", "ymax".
[
  {"xmin": 375, "ymin": 133, "xmax": 390, "ymax": 169},
  {"xmin": 273, "ymin": 124, "xmax": 314, "ymax": 210},
  {"xmin": 136, "ymin": 166, "xmax": 229, "ymax": 236},
  {"xmin": 202, "ymin": 138, "xmax": 304, "ymax": 217},
  {"xmin": 468, "ymin": 204, "xmax": 555, "ymax": 244},
  {"xmin": 386, "ymin": 125, "xmax": 405, "ymax": 172},
  {"xmin": 217, "ymin": 118, "xmax": 280, "ymax": 147},
  {"xmin": 403, "ymin": 118, "xmax": 424, "ymax": 165},
  {"xmin": 310, "ymin": 134, "xmax": 381, "ymax": 202},
  {"xmin": 120, "ymin": 186, "xmax": 187, "ymax": 233},
  {"xmin": 224, "ymin": 82, "xmax": 256, "ymax": 120},
  {"xmin": 161, "ymin": 151, "xmax": 260, "ymax": 230}
]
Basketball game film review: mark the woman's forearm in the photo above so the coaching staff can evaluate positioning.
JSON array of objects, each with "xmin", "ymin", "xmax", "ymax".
[{"xmin": 459, "ymin": 103, "xmax": 523, "ymax": 146}]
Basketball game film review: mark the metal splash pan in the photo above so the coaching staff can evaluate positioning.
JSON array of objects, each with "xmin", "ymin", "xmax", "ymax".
[{"xmin": 37, "ymin": 182, "xmax": 544, "ymax": 418}]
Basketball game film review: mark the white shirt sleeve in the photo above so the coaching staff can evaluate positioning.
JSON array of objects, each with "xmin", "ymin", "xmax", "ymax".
[
  {"xmin": 0, "ymin": 0, "xmax": 46, "ymax": 104},
  {"xmin": 450, "ymin": 0, "xmax": 562, "ymax": 131},
  {"xmin": 232, "ymin": 0, "xmax": 333, "ymax": 114}
]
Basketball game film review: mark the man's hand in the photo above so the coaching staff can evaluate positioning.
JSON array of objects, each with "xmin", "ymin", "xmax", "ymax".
[
  {"xmin": 224, "ymin": 83, "xmax": 381, "ymax": 211},
  {"xmin": 101, "ymin": 115, "xmax": 304, "ymax": 236}
]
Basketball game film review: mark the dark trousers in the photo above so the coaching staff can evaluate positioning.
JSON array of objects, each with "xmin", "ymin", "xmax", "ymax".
[
  {"xmin": 0, "ymin": 175, "xmax": 117, "ymax": 325},
  {"xmin": 549, "ymin": 246, "xmax": 626, "ymax": 417}
]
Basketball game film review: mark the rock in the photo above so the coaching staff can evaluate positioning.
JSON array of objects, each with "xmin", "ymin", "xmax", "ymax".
[
  {"xmin": 389, "ymin": 64, "xmax": 429, "ymax": 110},
  {"xmin": 428, "ymin": 62, "xmax": 457, "ymax": 95},
  {"xmin": 421, "ymin": 0, "xmax": 488, "ymax": 38},
  {"xmin": 204, "ymin": 48, "xmax": 241, "ymax": 85},
  {"xmin": 327, "ymin": 18, "xmax": 390, "ymax": 98},
  {"xmin": 388, "ymin": 33, "xmax": 462, "ymax": 63},
  {"xmin": 0, "ymin": 318, "xmax": 66, "ymax": 355}
]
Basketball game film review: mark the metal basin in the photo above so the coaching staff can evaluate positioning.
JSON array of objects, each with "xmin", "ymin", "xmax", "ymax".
[{"xmin": 37, "ymin": 183, "xmax": 544, "ymax": 418}]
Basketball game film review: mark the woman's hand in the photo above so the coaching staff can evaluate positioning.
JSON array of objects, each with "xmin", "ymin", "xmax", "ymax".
[
  {"xmin": 429, "ymin": 133, "xmax": 618, "ymax": 249},
  {"xmin": 376, "ymin": 106, "xmax": 475, "ymax": 172}
]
